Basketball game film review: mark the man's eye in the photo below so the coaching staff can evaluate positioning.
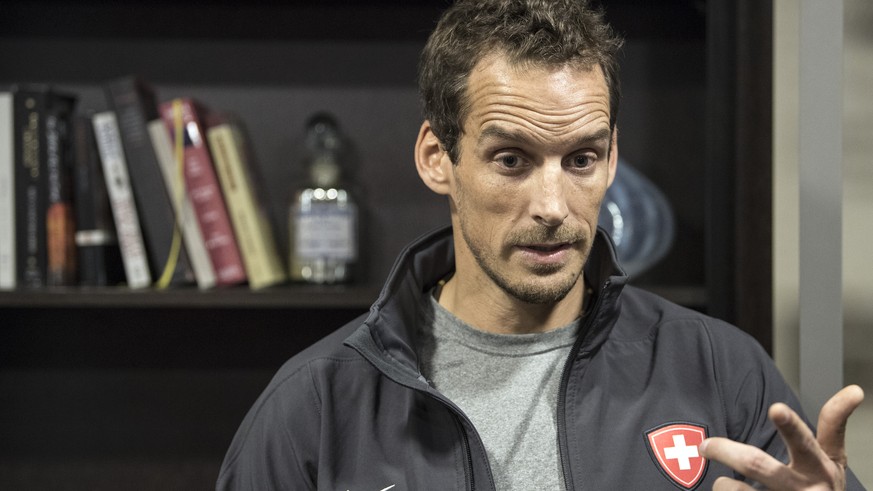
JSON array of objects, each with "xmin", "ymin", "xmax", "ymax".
[
  {"xmin": 497, "ymin": 155, "xmax": 520, "ymax": 168},
  {"xmin": 570, "ymin": 154, "xmax": 595, "ymax": 169}
]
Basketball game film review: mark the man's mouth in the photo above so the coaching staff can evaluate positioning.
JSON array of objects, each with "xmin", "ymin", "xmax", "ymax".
[{"xmin": 520, "ymin": 243, "xmax": 572, "ymax": 253}]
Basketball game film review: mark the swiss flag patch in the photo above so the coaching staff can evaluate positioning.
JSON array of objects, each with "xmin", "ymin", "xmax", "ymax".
[{"xmin": 645, "ymin": 423, "xmax": 708, "ymax": 490}]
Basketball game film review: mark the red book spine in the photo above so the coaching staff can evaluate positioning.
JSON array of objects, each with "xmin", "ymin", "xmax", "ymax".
[{"xmin": 159, "ymin": 98, "xmax": 246, "ymax": 286}]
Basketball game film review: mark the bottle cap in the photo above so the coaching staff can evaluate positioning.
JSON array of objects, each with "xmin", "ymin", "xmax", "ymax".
[{"xmin": 305, "ymin": 112, "xmax": 343, "ymax": 187}]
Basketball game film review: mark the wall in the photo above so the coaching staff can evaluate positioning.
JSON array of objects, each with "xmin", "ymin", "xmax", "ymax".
[{"xmin": 773, "ymin": 0, "xmax": 873, "ymax": 485}]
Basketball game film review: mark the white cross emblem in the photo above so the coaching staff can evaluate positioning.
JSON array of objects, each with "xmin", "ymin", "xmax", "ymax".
[
  {"xmin": 646, "ymin": 423, "xmax": 708, "ymax": 489},
  {"xmin": 663, "ymin": 434, "xmax": 699, "ymax": 470}
]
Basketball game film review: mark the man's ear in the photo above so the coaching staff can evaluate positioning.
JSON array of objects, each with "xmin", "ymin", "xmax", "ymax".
[
  {"xmin": 606, "ymin": 126, "xmax": 619, "ymax": 188},
  {"xmin": 415, "ymin": 120, "xmax": 452, "ymax": 196}
]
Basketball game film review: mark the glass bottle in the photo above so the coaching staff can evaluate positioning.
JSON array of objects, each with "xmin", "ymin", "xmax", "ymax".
[{"xmin": 288, "ymin": 113, "xmax": 358, "ymax": 284}]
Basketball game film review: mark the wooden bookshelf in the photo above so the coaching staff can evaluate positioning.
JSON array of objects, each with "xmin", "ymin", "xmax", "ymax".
[
  {"xmin": 0, "ymin": 284, "xmax": 707, "ymax": 311},
  {"xmin": 0, "ymin": 284, "xmax": 381, "ymax": 309},
  {"xmin": 0, "ymin": 1, "xmax": 771, "ymax": 489}
]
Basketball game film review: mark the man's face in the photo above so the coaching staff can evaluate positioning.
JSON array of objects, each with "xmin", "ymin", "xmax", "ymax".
[{"xmin": 447, "ymin": 54, "xmax": 617, "ymax": 305}]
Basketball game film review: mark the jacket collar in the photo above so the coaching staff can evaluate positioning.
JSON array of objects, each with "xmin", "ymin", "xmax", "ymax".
[{"xmin": 345, "ymin": 225, "xmax": 628, "ymax": 386}]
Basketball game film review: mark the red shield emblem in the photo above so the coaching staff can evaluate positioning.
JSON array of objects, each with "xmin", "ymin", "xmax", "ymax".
[{"xmin": 645, "ymin": 423, "xmax": 708, "ymax": 490}]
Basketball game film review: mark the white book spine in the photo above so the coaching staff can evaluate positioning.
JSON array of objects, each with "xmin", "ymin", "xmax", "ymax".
[
  {"xmin": 91, "ymin": 111, "xmax": 152, "ymax": 289},
  {"xmin": 147, "ymin": 119, "xmax": 216, "ymax": 290},
  {"xmin": 0, "ymin": 92, "xmax": 15, "ymax": 290}
]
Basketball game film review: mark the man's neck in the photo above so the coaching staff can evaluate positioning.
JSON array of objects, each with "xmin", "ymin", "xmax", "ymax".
[{"xmin": 436, "ymin": 273, "xmax": 588, "ymax": 335}]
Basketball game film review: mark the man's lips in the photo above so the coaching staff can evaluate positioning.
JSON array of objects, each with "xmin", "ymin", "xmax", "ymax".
[
  {"xmin": 519, "ymin": 242, "xmax": 572, "ymax": 253},
  {"xmin": 516, "ymin": 242, "xmax": 575, "ymax": 259}
]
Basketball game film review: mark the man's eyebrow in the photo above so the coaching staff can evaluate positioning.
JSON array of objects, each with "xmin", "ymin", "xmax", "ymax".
[
  {"xmin": 478, "ymin": 125, "xmax": 612, "ymax": 149},
  {"xmin": 478, "ymin": 125, "xmax": 530, "ymax": 145},
  {"xmin": 578, "ymin": 128, "xmax": 612, "ymax": 147}
]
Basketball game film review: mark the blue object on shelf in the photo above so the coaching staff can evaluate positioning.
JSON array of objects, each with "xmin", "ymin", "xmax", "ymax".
[{"xmin": 598, "ymin": 158, "xmax": 676, "ymax": 277}]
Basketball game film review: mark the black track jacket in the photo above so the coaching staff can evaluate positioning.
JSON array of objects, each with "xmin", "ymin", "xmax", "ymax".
[{"xmin": 217, "ymin": 226, "xmax": 864, "ymax": 490}]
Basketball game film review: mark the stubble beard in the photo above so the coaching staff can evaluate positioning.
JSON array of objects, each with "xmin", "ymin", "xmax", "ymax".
[
  {"xmin": 459, "ymin": 219, "xmax": 591, "ymax": 305},
  {"xmin": 450, "ymin": 159, "xmax": 598, "ymax": 306}
]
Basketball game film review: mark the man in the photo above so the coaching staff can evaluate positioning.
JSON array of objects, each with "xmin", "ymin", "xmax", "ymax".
[{"xmin": 217, "ymin": 0, "xmax": 865, "ymax": 489}]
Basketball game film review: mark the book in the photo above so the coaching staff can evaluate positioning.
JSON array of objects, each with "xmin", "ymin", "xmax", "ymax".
[
  {"xmin": 44, "ymin": 92, "xmax": 78, "ymax": 287},
  {"xmin": 206, "ymin": 114, "xmax": 286, "ymax": 290},
  {"xmin": 91, "ymin": 111, "xmax": 152, "ymax": 289},
  {"xmin": 158, "ymin": 98, "xmax": 246, "ymax": 287},
  {"xmin": 0, "ymin": 91, "xmax": 14, "ymax": 290},
  {"xmin": 13, "ymin": 86, "xmax": 49, "ymax": 289},
  {"xmin": 72, "ymin": 114, "xmax": 125, "ymax": 287},
  {"xmin": 106, "ymin": 76, "xmax": 194, "ymax": 288},
  {"xmin": 147, "ymin": 119, "xmax": 216, "ymax": 290}
]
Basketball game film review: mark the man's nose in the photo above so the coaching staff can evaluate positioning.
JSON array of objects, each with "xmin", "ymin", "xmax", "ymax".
[{"xmin": 531, "ymin": 164, "xmax": 569, "ymax": 227}]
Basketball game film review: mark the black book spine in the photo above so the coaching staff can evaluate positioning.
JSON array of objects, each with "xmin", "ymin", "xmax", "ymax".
[
  {"xmin": 13, "ymin": 87, "xmax": 48, "ymax": 289},
  {"xmin": 106, "ymin": 76, "xmax": 193, "ymax": 286},
  {"xmin": 45, "ymin": 92, "xmax": 78, "ymax": 287},
  {"xmin": 72, "ymin": 114, "xmax": 124, "ymax": 287}
]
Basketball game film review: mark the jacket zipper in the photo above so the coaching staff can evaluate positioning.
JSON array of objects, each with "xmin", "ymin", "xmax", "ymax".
[
  {"xmin": 556, "ymin": 281, "xmax": 609, "ymax": 491},
  {"xmin": 413, "ymin": 388, "xmax": 489, "ymax": 490},
  {"xmin": 347, "ymin": 338, "xmax": 489, "ymax": 491},
  {"xmin": 430, "ymin": 389, "xmax": 492, "ymax": 490},
  {"xmin": 456, "ymin": 414, "xmax": 476, "ymax": 491}
]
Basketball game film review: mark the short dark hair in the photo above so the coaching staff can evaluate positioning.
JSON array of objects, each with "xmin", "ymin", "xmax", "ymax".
[{"xmin": 418, "ymin": 0, "xmax": 624, "ymax": 163}]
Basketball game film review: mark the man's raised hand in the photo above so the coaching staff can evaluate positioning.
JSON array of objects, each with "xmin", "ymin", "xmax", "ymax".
[{"xmin": 699, "ymin": 385, "xmax": 865, "ymax": 490}]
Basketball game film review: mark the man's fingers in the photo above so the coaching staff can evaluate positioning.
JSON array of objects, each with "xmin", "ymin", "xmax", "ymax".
[
  {"xmin": 703, "ymin": 388, "xmax": 863, "ymax": 488},
  {"xmin": 816, "ymin": 384, "xmax": 865, "ymax": 465},
  {"xmin": 700, "ymin": 437, "xmax": 792, "ymax": 487},
  {"xmin": 767, "ymin": 402, "xmax": 823, "ymax": 470}
]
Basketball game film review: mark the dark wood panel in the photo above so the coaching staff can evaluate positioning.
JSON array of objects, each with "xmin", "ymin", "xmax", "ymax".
[
  {"xmin": 1, "ymin": 0, "xmax": 704, "ymax": 42},
  {"xmin": 0, "ymin": 307, "xmax": 366, "ymax": 369},
  {"xmin": 734, "ymin": 0, "xmax": 774, "ymax": 354},
  {"xmin": 0, "ymin": 285, "xmax": 379, "ymax": 309},
  {"xmin": 705, "ymin": 0, "xmax": 773, "ymax": 353}
]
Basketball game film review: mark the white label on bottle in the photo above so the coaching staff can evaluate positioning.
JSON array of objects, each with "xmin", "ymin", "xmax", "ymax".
[{"xmin": 295, "ymin": 202, "xmax": 357, "ymax": 261}]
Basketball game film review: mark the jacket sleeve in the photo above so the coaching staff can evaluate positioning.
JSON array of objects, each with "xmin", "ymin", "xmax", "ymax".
[
  {"xmin": 706, "ymin": 319, "xmax": 866, "ymax": 490},
  {"xmin": 706, "ymin": 319, "xmax": 801, "ymax": 458},
  {"xmin": 216, "ymin": 362, "xmax": 321, "ymax": 491}
]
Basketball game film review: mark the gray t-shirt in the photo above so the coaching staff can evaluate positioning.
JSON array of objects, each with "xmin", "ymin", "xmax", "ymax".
[{"xmin": 417, "ymin": 293, "xmax": 580, "ymax": 490}]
